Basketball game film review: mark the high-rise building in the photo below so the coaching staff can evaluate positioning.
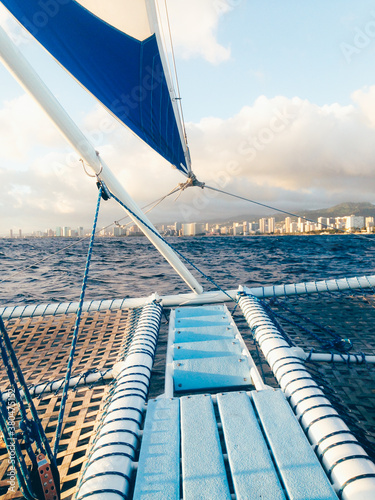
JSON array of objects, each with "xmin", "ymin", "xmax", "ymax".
[
  {"xmin": 365, "ymin": 217, "xmax": 374, "ymax": 228},
  {"xmin": 182, "ymin": 223, "xmax": 205, "ymax": 236},
  {"xmin": 233, "ymin": 223, "xmax": 242, "ymax": 236},
  {"xmin": 345, "ymin": 215, "xmax": 364, "ymax": 230},
  {"xmin": 259, "ymin": 218, "xmax": 267, "ymax": 233},
  {"xmin": 290, "ymin": 222, "xmax": 298, "ymax": 233},
  {"xmin": 335, "ymin": 217, "xmax": 346, "ymax": 230},
  {"xmin": 318, "ymin": 217, "xmax": 329, "ymax": 230},
  {"xmin": 268, "ymin": 218, "xmax": 275, "ymax": 233},
  {"xmin": 285, "ymin": 217, "xmax": 291, "ymax": 233}
]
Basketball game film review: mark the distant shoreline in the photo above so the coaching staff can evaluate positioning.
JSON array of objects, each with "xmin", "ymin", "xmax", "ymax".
[{"xmin": 2, "ymin": 232, "xmax": 373, "ymax": 240}]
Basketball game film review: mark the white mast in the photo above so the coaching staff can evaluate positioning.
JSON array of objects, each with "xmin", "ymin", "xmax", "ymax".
[{"xmin": 0, "ymin": 24, "xmax": 203, "ymax": 294}]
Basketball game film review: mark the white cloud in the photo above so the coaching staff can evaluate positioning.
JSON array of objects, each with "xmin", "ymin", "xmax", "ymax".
[
  {"xmin": 2, "ymin": 87, "xmax": 375, "ymax": 233},
  {"xmin": 81, "ymin": 90, "xmax": 375, "ymax": 222},
  {"xmin": 188, "ymin": 93, "xmax": 375, "ymax": 204},
  {"xmin": 160, "ymin": 0, "xmax": 232, "ymax": 64},
  {"xmin": 351, "ymin": 85, "xmax": 375, "ymax": 128},
  {"xmin": 0, "ymin": 94, "xmax": 64, "ymax": 161}
]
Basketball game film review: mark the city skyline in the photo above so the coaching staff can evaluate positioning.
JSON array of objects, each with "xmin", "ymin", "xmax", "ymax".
[{"xmin": 5, "ymin": 211, "xmax": 374, "ymax": 239}]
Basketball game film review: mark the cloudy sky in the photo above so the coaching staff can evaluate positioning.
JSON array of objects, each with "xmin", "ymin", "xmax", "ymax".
[{"xmin": 1, "ymin": 0, "xmax": 375, "ymax": 235}]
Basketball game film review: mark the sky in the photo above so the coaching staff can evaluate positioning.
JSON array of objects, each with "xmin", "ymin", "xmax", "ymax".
[{"xmin": 1, "ymin": 0, "xmax": 375, "ymax": 235}]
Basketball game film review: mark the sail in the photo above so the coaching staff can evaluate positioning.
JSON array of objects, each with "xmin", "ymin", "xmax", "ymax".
[{"xmin": 1, "ymin": 0, "xmax": 191, "ymax": 175}]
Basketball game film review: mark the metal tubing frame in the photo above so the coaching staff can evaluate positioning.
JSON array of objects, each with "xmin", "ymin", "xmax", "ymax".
[
  {"xmin": 1, "ymin": 369, "xmax": 114, "ymax": 403},
  {"xmin": 306, "ymin": 352, "xmax": 375, "ymax": 364},
  {"xmin": 1, "ymin": 273, "xmax": 375, "ymax": 319}
]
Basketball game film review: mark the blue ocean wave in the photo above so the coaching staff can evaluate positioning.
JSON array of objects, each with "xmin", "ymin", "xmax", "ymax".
[{"xmin": 0, "ymin": 235, "xmax": 374, "ymax": 307}]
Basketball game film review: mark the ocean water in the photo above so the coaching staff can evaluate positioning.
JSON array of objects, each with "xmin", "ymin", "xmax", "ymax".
[{"xmin": 0, "ymin": 234, "xmax": 374, "ymax": 307}]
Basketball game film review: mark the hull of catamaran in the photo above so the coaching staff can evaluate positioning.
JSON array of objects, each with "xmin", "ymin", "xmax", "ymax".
[{"xmin": 2, "ymin": 283, "xmax": 375, "ymax": 499}]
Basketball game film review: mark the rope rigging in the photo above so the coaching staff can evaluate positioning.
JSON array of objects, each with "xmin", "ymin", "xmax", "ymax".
[
  {"xmin": 0, "ymin": 186, "xmax": 103, "ymax": 498},
  {"xmin": 0, "ymin": 317, "xmax": 59, "ymax": 499},
  {"xmin": 0, "ymin": 165, "xmax": 374, "ymax": 497},
  {"xmin": 0, "ymin": 395, "xmax": 34, "ymax": 499},
  {"xmin": 107, "ymin": 188, "xmax": 236, "ymax": 303},
  {"xmin": 268, "ymin": 297, "xmax": 353, "ymax": 352},
  {"xmin": 53, "ymin": 185, "xmax": 102, "ymax": 456}
]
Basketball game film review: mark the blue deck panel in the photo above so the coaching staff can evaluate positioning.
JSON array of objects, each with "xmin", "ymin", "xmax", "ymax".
[
  {"xmin": 252, "ymin": 389, "xmax": 338, "ymax": 500},
  {"xmin": 133, "ymin": 398, "xmax": 180, "ymax": 500},
  {"xmin": 175, "ymin": 318, "xmax": 229, "ymax": 329},
  {"xmin": 174, "ymin": 324, "xmax": 235, "ymax": 343},
  {"xmin": 217, "ymin": 392, "xmax": 286, "ymax": 500},
  {"xmin": 181, "ymin": 394, "xmax": 231, "ymax": 500},
  {"xmin": 173, "ymin": 338, "xmax": 242, "ymax": 359},
  {"xmin": 174, "ymin": 355, "xmax": 251, "ymax": 391},
  {"xmin": 174, "ymin": 305, "xmax": 227, "ymax": 319},
  {"xmin": 171, "ymin": 304, "xmax": 252, "ymax": 392}
]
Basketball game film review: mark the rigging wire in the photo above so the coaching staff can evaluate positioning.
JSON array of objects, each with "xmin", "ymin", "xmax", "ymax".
[
  {"xmin": 0, "ymin": 184, "xmax": 184, "ymax": 285},
  {"xmin": 162, "ymin": 0, "xmax": 189, "ymax": 146},
  {"xmin": 155, "ymin": 0, "xmax": 190, "ymax": 155},
  {"xmin": 203, "ymin": 184, "xmax": 375, "ymax": 243},
  {"xmin": 268, "ymin": 297, "xmax": 353, "ymax": 352},
  {"xmin": 108, "ymin": 189, "xmax": 235, "ymax": 303},
  {"xmin": 79, "ymin": 158, "xmax": 96, "ymax": 178},
  {"xmin": 0, "ymin": 316, "xmax": 59, "ymax": 498}
]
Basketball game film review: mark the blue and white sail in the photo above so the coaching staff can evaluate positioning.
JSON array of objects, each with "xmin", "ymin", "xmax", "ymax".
[{"xmin": 1, "ymin": 0, "xmax": 192, "ymax": 175}]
